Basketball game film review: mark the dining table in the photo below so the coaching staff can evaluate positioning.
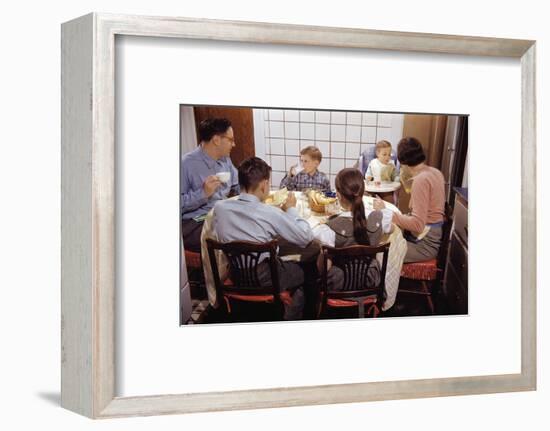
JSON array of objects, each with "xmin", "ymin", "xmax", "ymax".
[{"xmin": 292, "ymin": 191, "xmax": 400, "ymax": 231}]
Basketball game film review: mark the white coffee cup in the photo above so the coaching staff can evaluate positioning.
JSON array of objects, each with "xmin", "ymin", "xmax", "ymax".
[{"xmin": 215, "ymin": 171, "xmax": 230, "ymax": 183}]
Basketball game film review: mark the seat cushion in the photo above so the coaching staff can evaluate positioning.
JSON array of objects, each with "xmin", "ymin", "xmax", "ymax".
[
  {"xmin": 325, "ymin": 295, "xmax": 379, "ymax": 317},
  {"xmin": 224, "ymin": 292, "xmax": 274, "ymax": 303},
  {"xmin": 326, "ymin": 296, "xmax": 377, "ymax": 308},
  {"xmin": 184, "ymin": 250, "xmax": 202, "ymax": 268},
  {"xmin": 401, "ymin": 258, "xmax": 438, "ymax": 281},
  {"xmin": 223, "ymin": 279, "xmax": 292, "ymax": 305}
]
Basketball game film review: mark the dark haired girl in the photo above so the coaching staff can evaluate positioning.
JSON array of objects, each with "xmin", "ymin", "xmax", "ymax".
[{"xmin": 314, "ymin": 168, "xmax": 393, "ymax": 291}]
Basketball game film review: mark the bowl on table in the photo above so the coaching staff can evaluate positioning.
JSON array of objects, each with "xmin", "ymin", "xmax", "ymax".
[{"xmin": 307, "ymin": 190, "xmax": 337, "ymax": 214}]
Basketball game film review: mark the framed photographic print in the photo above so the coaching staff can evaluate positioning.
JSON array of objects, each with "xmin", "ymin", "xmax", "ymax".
[
  {"xmin": 61, "ymin": 13, "xmax": 536, "ymax": 418},
  {"xmin": 179, "ymin": 105, "xmax": 468, "ymax": 325}
]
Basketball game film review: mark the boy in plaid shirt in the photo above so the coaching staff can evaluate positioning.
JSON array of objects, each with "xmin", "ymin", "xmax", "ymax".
[{"xmin": 280, "ymin": 146, "xmax": 331, "ymax": 192}]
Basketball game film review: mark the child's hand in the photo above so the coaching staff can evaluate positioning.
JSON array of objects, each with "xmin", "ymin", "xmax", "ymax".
[{"xmin": 289, "ymin": 164, "xmax": 297, "ymax": 177}]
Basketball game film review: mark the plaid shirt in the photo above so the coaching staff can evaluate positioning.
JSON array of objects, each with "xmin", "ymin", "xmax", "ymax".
[{"xmin": 279, "ymin": 170, "xmax": 331, "ymax": 192}]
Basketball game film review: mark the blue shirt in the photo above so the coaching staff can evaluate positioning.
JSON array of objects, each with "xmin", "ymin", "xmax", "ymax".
[
  {"xmin": 180, "ymin": 146, "xmax": 239, "ymax": 220},
  {"xmin": 212, "ymin": 194, "xmax": 313, "ymax": 255}
]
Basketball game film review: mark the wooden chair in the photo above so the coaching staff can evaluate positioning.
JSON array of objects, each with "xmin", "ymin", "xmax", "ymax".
[
  {"xmin": 206, "ymin": 238, "xmax": 293, "ymax": 318},
  {"xmin": 184, "ymin": 249, "xmax": 202, "ymax": 269},
  {"xmin": 399, "ymin": 204, "xmax": 453, "ymax": 314},
  {"xmin": 318, "ymin": 243, "xmax": 390, "ymax": 318}
]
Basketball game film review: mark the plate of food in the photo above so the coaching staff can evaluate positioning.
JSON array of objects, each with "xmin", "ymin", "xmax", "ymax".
[{"xmin": 265, "ymin": 187, "xmax": 289, "ymax": 206}]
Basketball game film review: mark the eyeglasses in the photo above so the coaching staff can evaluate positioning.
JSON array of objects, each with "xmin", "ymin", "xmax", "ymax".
[{"xmin": 220, "ymin": 134, "xmax": 235, "ymax": 144}]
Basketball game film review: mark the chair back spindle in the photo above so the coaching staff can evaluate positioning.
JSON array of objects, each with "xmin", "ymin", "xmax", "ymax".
[{"xmin": 206, "ymin": 239, "xmax": 283, "ymax": 314}]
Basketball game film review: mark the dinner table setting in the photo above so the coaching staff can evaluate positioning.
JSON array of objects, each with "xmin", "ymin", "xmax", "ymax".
[{"xmin": 266, "ymin": 188, "xmax": 401, "ymax": 230}]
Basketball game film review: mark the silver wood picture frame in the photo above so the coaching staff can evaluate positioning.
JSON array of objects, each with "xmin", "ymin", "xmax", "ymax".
[{"xmin": 61, "ymin": 12, "xmax": 536, "ymax": 419}]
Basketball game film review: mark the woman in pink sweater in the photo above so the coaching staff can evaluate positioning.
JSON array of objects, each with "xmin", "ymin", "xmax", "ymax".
[{"xmin": 374, "ymin": 137, "xmax": 445, "ymax": 262}]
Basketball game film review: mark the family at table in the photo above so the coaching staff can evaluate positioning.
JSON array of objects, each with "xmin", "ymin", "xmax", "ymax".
[{"xmin": 181, "ymin": 118, "xmax": 446, "ymax": 319}]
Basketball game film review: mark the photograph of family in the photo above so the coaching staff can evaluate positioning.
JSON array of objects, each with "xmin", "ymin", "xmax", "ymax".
[{"xmin": 180, "ymin": 106, "xmax": 468, "ymax": 325}]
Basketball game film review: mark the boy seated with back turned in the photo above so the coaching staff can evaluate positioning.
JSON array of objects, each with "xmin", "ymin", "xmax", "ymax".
[{"xmin": 213, "ymin": 157, "xmax": 314, "ymax": 320}]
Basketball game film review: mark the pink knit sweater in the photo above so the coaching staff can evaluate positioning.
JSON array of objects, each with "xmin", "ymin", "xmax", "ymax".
[{"xmin": 393, "ymin": 165, "xmax": 445, "ymax": 235}]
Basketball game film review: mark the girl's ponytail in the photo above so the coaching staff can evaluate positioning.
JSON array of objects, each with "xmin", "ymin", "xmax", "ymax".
[
  {"xmin": 351, "ymin": 194, "xmax": 369, "ymax": 245},
  {"xmin": 335, "ymin": 168, "xmax": 370, "ymax": 245}
]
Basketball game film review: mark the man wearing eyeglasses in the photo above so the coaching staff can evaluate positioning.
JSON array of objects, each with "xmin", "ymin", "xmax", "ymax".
[{"xmin": 181, "ymin": 118, "xmax": 239, "ymax": 253}]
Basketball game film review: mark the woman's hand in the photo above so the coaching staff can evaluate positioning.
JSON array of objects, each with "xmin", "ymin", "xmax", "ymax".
[{"xmin": 373, "ymin": 197, "xmax": 386, "ymax": 210}]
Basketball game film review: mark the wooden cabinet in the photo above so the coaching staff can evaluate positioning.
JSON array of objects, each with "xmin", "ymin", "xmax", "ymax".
[{"xmin": 443, "ymin": 188, "xmax": 468, "ymax": 314}]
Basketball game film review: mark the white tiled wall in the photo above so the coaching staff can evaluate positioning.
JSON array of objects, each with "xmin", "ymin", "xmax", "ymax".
[{"xmin": 257, "ymin": 109, "xmax": 404, "ymax": 189}]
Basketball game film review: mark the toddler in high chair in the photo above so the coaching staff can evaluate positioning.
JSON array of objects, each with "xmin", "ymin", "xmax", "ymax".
[{"xmin": 365, "ymin": 140, "xmax": 399, "ymax": 185}]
